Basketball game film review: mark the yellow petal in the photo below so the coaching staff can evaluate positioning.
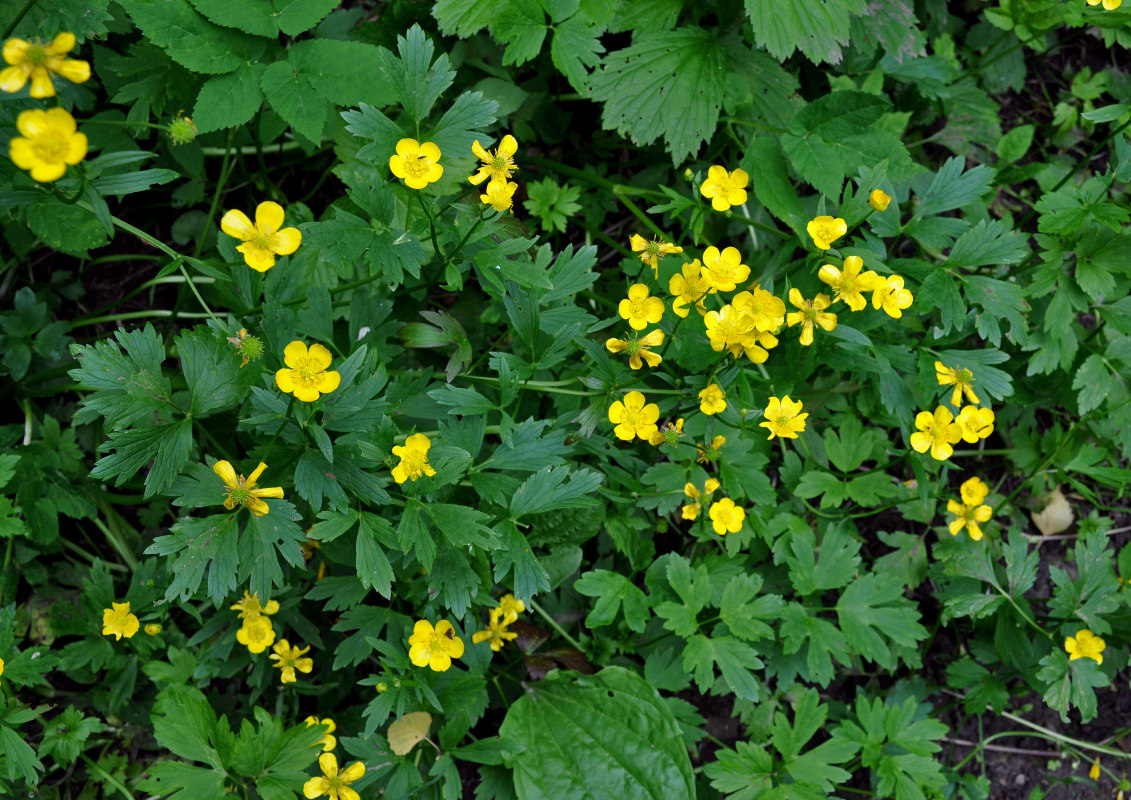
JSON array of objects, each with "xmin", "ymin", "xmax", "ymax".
[
  {"xmin": 318, "ymin": 752, "xmax": 339, "ymax": 779},
  {"xmin": 293, "ymin": 385, "xmax": 321, "ymax": 402},
  {"xmin": 28, "ymin": 67, "xmax": 55, "ymax": 98},
  {"xmin": 54, "ymin": 58, "xmax": 90, "ymax": 84},
  {"xmin": 308, "ymin": 343, "xmax": 333, "ymax": 369},
  {"xmin": 49, "ymin": 33, "xmax": 77, "ymax": 54},
  {"xmin": 303, "ymin": 777, "xmax": 330, "ymax": 799},
  {"xmin": 497, "ymin": 134, "xmax": 518, "ymax": 158},
  {"xmin": 316, "ymin": 371, "xmax": 341, "ymax": 394},
  {"xmin": 3, "ymin": 38, "xmax": 29, "ymax": 65},
  {"xmin": 428, "ymin": 650, "xmax": 452, "ymax": 671},
  {"xmin": 213, "ymin": 460, "xmax": 239, "ymax": 489},
  {"xmin": 275, "ymin": 368, "xmax": 296, "ymax": 393},
  {"xmin": 0, "ymin": 65, "xmax": 27, "ymax": 93},
  {"xmin": 283, "ymin": 341, "xmax": 309, "ymax": 368},
  {"xmin": 237, "ymin": 242, "xmax": 276, "ymax": 272},
  {"xmin": 396, "ymin": 138, "xmax": 419, "ymax": 157},
  {"xmin": 31, "ymin": 161, "xmax": 67, "ymax": 182},
  {"xmin": 420, "ymin": 141, "xmax": 441, "ymax": 161},
  {"xmin": 246, "ymin": 462, "xmax": 268, "ymax": 485},
  {"xmin": 65, "ymin": 132, "xmax": 88, "ymax": 165},
  {"xmin": 273, "ymin": 227, "xmax": 302, "ymax": 255},
  {"xmin": 221, "ymin": 209, "xmax": 255, "ymax": 241},
  {"xmin": 245, "ymin": 497, "xmax": 270, "ymax": 516},
  {"xmin": 8, "ymin": 138, "xmax": 34, "ymax": 170},
  {"xmin": 255, "ymin": 201, "xmax": 286, "ymax": 232}
]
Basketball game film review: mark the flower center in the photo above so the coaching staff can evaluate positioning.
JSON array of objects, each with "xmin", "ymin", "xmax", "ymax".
[
  {"xmin": 250, "ymin": 231, "xmax": 275, "ymax": 252},
  {"xmin": 403, "ymin": 153, "xmax": 431, "ymax": 178},
  {"xmin": 293, "ymin": 357, "xmax": 324, "ymax": 387},
  {"xmin": 490, "ymin": 154, "xmax": 509, "ymax": 172},
  {"xmin": 624, "ymin": 340, "xmax": 643, "ymax": 355},
  {"xmin": 26, "ymin": 44, "xmax": 47, "ymax": 65},
  {"xmin": 33, "ymin": 129, "xmax": 69, "ymax": 163},
  {"xmin": 801, "ymin": 306, "xmax": 818, "ymax": 323},
  {"xmin": 958, "ymin": 368, "xmax": 973, "ymax": 383},
  {"xmin": 628, "ymin": 299, "xmax": 649, "ymax": 317},
  {"xmin": 226, "ymin": 485, "xmax": 251, "ymax": 507}
]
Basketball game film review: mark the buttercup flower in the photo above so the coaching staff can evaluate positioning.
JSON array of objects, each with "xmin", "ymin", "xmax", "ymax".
[
  {"xmin": 391, "ymin": 432, "xmax": 437, "ymax": 483},
  {"xmin": 237, "ymin": 616, "xmax": 276, "ymax": 654},
  {"xmin": 618, "ymin": 284, "xmax": 664, "ymax": 331},
  {"xmin": 669, "ymin": 260, "xmax": 714, "ymax": 317},
  {"xmin": 910, "ymin": 406, "xmax": 962, "ymax": 461},
  {"xmin": 709, "ymin": 498, "xmax": 745, "ymax": 535},
  {"xmin": 471, "ymin": 607, "xmax": 517, "ymax": 652},
  {"xmin": 102, "ymin": 601, "xmax": 139, "ymax": 641},
  {"xmin": 786, "ymin": 289, "xmax": 837, "ymax": 346},
  {"xmin": 606, "ymin": 329, "xmax": 664, "ymax": 370},
  {"xmin": 807, "ymin": 216, "xmax": 847, "ymax": 250},
  {"xmin": 936, "ymin": 362, "xmax": 980, "ymax": 406},
  {"xmin": 818, "ymin": 256, "xmax": 880, "ymax": 312},
  {"xmin": 871, "ymin": 275, "xmax": 914, "ymax": 318},
  {"xmin": 960, "ymin": 477, "xmax": 990, "ymax": 506},
  {"xmin": 608, "ymin": 391, "xmax": 660, "ymax": 441},
  {"xmin": 231, "ymin": 591, "xmax": 280, "ymax": 620},
  {"xmin": 760, "ymin": 396, "xmax": 808, "ymax": 440},
  {"xmin": 701, "ymin": 245, "xmax": 750, "ymax": 292},
  {"xmin": 732, "ymin": 286, "xmax": 786, "ymax": 332},
  {"xmin": 498, "ymin": 594, "xmax": 525, "ymax": 625},
  {"xmin": 390, "ymin": 138, "xmax": 443, "ymax": 189},
  {"xmin": 214, "ymin": 461, "xmax": 284, "ymax": 516},
  {"xmin": 955, "ymin": 405, "xmax": 995, "ymax": 443},
  {"xmin": 270, "ymin": 639, "xmax": 313, "ymax": 683},
  {"xmin": 630, "ymin": 234, "xmax": 683, "ymax": 278},
  {"xmin": 705, "ymin": 305, "xmax": 771, "ymax": 363},
  {"xmin": 469, "ymin": 135, "xmax": 518, "ymax": 185},
  {"xmin": 1, "ymin": 33, "xmax": 90, "ymax": 97},
  {"xmin": 946, "ymin": 497, "xmax": 993, "ymax": 541},
  {"xmin": 303, "ymin": 753, "xmax": 365, "ymax": 800},
  {"xmin": 682, "ymin": 478, "xmax": 720, "ymax": 520},
  {"xmin": 649, "ymin": 418, "xmax": 685, "ymax": 447},
  {"xmin": 144, "ymin": 623, "xmax": 163, "ymax": 635},
  {"xmin": 220, "ymin": 201, "xmax": 302, "ymax": 272},
  {"xmin": 1065, "ymin": 629, "xmax": 1106, "ymax": 664},
  {"xmin": 868, "ymin": 190, "xmax": 892, "ymax": 211},
  {"xmin": 408, "ymin": 619, "xmax": 465, "ymax": 672},
  {"xmin": 276, "ymin": 341, "xmax": 341, "ymax": 402},
  {"xmin": 696, "ymin": 435, "xmax": 726, "ymax": 464},
  {"xmin": 700, "ymin": 165, "xmax": 749, "ymax": 212},
  {"xmin": 1089, "ymin": 758, "xmax": 1101, "ymax": 781},
  {"xmin": 304, "ymin": 717, "xmax": 337, "ymax": 752},
  {"xmin": 1086, "ymin": 0, "xmax": 1121, "ymax": 9},
  {"xmin": 480, "ymin": 179, "xmax": 517, "ymax": 212},
  {"xmin": 8, "ymin": 107, "xmax": 87, "ymax": 182},
  {"xmin": 699, "ymin": 383, "xmax": 726, "ymax": 415}
]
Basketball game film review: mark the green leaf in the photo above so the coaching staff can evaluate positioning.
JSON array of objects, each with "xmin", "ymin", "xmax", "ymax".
[
  {"xmin": 995, "ymin": 123, "xmax": 1034, "ymax": 163},
  {"xmin": 69, "ymin": 325, "xmax": 171, "ymax": 429},
  {"xmin": 426, "ymin": 90, "xmax": 500, "ymax": 165},
  {"xmin": 423, "ymin": 504, "xmax": 500, "ymax": 551},
  {"xmin": 1072, "ymin": 353, "xmax": 1116, "ymax": 415},
  {"xmin": 243, "ymin": 500, "xmax": 307, "ymax": 602},
  {"xmin": 684, "ymin": 634, "xmax": 763, "ymax": 701},
  {"xmin": 431, "ymin": 0, "xmax": 493, "ymax": 36},
  {"xmin": 273, "ymin": 0, "xmax": 342, "ymax": 35},
  {"xmin": 93, "ymin": 168, "xmax": 180, "ymax": 197},
  {"xmin": 119, "ymin": 0, "xmax": 265, "ymax": 74},
  {"xmin": 522, "ymin": 178, "xmax": 581, "ymax": 234},
  {"xmin": 39, "ymin": 707, "xmax": 104, "ymax": 766},
  {"xmin": 261, "ymin": 60, "xmax": 327, "ymax": 141},
  {"xmin": 779, "ymin": 602, "xmax": 850, "ymax": 686},
  {"xmin": 397, "ymin": 501, "xmax": 436, "ymax": 570},
  {"xmin": 574, "ymin": 569, "xmax": 650, "ymax": 631},
  {"xmin": 138, "ymin": 762, "xmax": 226, "ymax": 800},
  {"xmin": 193, "ymin": 62, "xmax": 265, "ymax": 133},
  {"xmin": 90, "ymin": 419, "xmax": 193, "ymax": 498},
  {"xmin": 779, "ymin": 523, "xmax": 860, "ymax": 595},
  {"xmin": 835, "ymin": 695, "xmax": 947, "ymax": 800},
  {"xmin": 846, "ymin": 472, "xmax": 903, "ymax": 506},
  {"xmin": 188, "ymin": 0, "xmax": 339, "ymax": 36},
  {"xmin": 145, "ymin": 514, "xmax": 239, "ymax": 605},
  {"xmin": 720, "ymin": 573, "xmax": 783, "ymax": 642},
  {"xmin": 745, "ymin": 0, "xmax": 863, "ymax": 63},
  {"xmin": 551, "ymin": 14, "xmax": 605, "ymax": 92},
  {"xmin": 356, "ymin": 513, "xmax": 395, "ymax": 598},
  {"xmin": 912, "ymin": 156, "xmax": 996, "ymax": 219},
  {"xmin": 964, "ymin": 276, "xmax": 1029, "ymax": 347},
  {"xmin": 152, "ymin": 694, "xmax": 223, "ymax": 768},
  {"xmin": 588, "ymin": 27, "xmax": 730, "ymax": 164},
  {"xmin": 492, "ymin": 519, "xmax": 550, "ymax": 602},
  {"xmin": 1037, "ymin": 650, "xmax": 1109, "ymax": 723},
  {"xmin": 26, "ymin": 198, "xmax": 110, "ymax": 257},
  {"xmin": 793, "ymin": 471, "xmax": 847, "ymax": 508},
  {"xmin": 947, "ymin": 219, "xmax": 1029, "ymax": 268},
  {"xmin": 178, "ymin": 328, "xmax": 241, "ymax": 417},
  {"xmin": 836, "ymin": 573, "xmax": 928, "ymax": 668},
  {"xmin": 499, "ymin": 667, "xmax": 695, "ymax": 800},
  {"xmin": 377, "ymin": 24, "xmax": 454, "ymax": 123},
  {"xmin": 824, "ymin": 415, "xmax": 873, "ymax": 472},
  {"xmin": 0, "ymin": 724, "xmax": 43, "ymax": 784},
  {"xmin": 742, "ymin": 136, "xmax": 805, "ymax": 235},
  {"xmin": 489, "ymin": 0, "xmax": 546, "ymax": 66},
  {"xmin": 509, "ymin": 465, "xmax": 602, "ymax": 519}
]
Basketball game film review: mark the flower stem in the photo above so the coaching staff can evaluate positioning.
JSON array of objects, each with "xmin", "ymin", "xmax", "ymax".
[{"xmin": 527, "ymin": 598, "xmax": 584, "ymax": 651}]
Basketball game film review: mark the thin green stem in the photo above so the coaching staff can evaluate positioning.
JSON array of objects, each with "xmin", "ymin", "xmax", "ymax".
[
  {"xmin": 178, "ymin": 263, "xmax": 227, "ymax": 332},
  {"xmin": 195, "ymin": 130, "xmax": 236, "ymax": 259},
  {"xmin": 80, "ymin": 754, "xmax": 136, "ymax": 800},
  {"xmin": 527, "ymin": 599, "xmax": 584, "ymax": 651},
  {"xmin": 73, "ymin": 310, "xmax": 213, "ymax": 327}
]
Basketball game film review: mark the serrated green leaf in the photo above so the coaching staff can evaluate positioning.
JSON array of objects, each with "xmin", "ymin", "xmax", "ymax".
[
  {"xmin": 509, "ymin": 465, "xmax": 602, "ymax": 518},
  {"xmin": 193, "ymin": 62, "xmax": 265, "ymax": 133},
  {"xmin": 720, "ymin": 573, "xmax": 782, "ymax": 642},
  {"xmin": 242, "ymin": 500, "xmax": 307, "ymax": 602},
  {"xmin": 431, "ymin": 0, "xmax": 493, "ymax": 36},
  {"xmin": 119, "ymin": 0, "xmax": 265, "ymax": 74},
  {"xmin": 836, "ymin": 573, "xmax": 928, "ymax": 668},
  {"xmin": 490, "ymin": 0, "xmax": 546, "ymax": 66},
  {"xmin": 426, "ymin": 90, "xmax": 499, "ymax": 164},
  {"xmin": 913, "ymin": 156, "xmax": 996, "ymax": 219},
  {"xmin": 261, "ymin": 59, "xmax": 327, "ymax": 141},
  {"xmin": 824, "ymin": 416, "xmax": 872, "ymax": 472},
  {"xmin": 745, "ymin": 0, "xmax": 862, "ymax": 64},
  {"xmin": 378, "ymin": 24, "xmax": 454, "ymax": 123},
  {"xmin": 794, "ymin": 471, "xmax": 847, "ymax": 508},
  {"xmin": 996, "ymin": 124, "xmax": 1034, "ymax": 163},
  {"xmin": 779, "ymin": 602, "xmax": 849, "ymax": 687},
  {"xmin": 355, "ymin": 513, "xmax": 394, "ymax": 598},
  {"xmin": 90, "ymin": 419, "xmax": 193, "ymax": 498},
  {"xmin": 178, "ymin": 328, "xmax": 241, "ymax": 416},
  {"xmin": 145, "ymin": 514, "xmax": 239, "ymax": 605},
  {"xmin": 947, "ymin": 219, "xmax": 1029, "ymax": 268},
  {"xmin": 846, "ymin": 472, "xmax": 903, "ymax": 506},
  {"xmin": 551, "ymin": 14, "xmax": 605, "ymax": 92},
  {"xmin": 1072, "ymin": 353, "xmax": 1115, "ymax": 415},
  {"xmin": 574, "ymin": 569, "xmax": 650, "ymax": 631},
  {"xmin": 1037, "ymin": 650, "xmax": 1109, "ymax": 723},
  {"xmin": 26, "ymin": 198, "xmax": 110, "ymax": 257},
  {"xmin": 0, "ymin": 724, "xmax": 43, "ymax": 784},
  {"xmin": 684, "ymin": 634, "xmax": 763, "ymax": 701}
]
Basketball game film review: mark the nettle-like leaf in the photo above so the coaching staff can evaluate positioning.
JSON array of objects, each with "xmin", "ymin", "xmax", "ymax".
[
  {"xmin": 745, "ymin": 0, "xmax": 867, "ymax": 64},
  {"xmin": 69, "ymin": 323, "xmax": 172, "ymax": 430},
  {"xmin": 1037, "ymin": 649, "xmax": 1109, "ymax": 723}
]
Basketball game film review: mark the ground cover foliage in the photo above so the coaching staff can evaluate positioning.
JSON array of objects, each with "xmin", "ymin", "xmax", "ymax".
[{"xmin": 1, "ymin": 0, "xmax": 1131, "ymax": 797}]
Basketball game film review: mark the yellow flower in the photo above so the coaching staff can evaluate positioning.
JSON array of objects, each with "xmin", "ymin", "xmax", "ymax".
[
  {"xmin": 1089, "ymin": 758, "xmax": 1101, "ymax": 781},
  {"xmin": 807, "ymin": 216, "xmax": 847, "ymax": 250},
  {"xmin": 390, "ymin": 138, "xmax": 443, "ymax": 189},
  {"xmin": 145, "ymin": 623, "xmax": 163, "ymax": 635},
  {"xmin": 237, "ymin": 616, "xmax": 276, "ymax": 654},
  {"xmin": 303, "ymin": 752, "xmax": 365, "ymax": 800},
  {"xmin": 648, "ymin": 418, "xmax": 685, "ymax": 447},
  {"xmin": 469, "ymin": 135, "xmax": 518, "ymax": 185},
  {"xmin": 230, "ymin": 591, "xmax": 280, "ymax": 620},
  {"xmin": 606, "ymin": 329, "xmax": 664, "ymax": 370},
  {"xmin": 818, "ymin": 256, "xmax": 880, "ymax": 312},
  {"xmin": 8, "ymin": 107, "xmax": 87, "ymax": 183},
  {"xmin": 480, "ymin": 179, "xmax": 517, "ymax": 212},
  {"xmin": 220, "ymin": 201, "xmax": 302, "ymax": 272},
  {"xmin": 618, "ymin": 283, "xmax": 665, "ymax": 331},
  {"xmin": 498, "ymin": 594, "xmax": 525, "ymax": 625},
  {"xmin": 471, "ymin": 607, "xmax": 517, "ymax": 652},
  {"xmin": 682, "ymin": 478, "xmax": 720, "ymax": 520},
  {"xmin": 704, "ymin": 305, "xmax": 764, "ymax": 361},
  {"xmin": 391, "ymin": 432, "xmax": 437, "ymax": 483},
  {"xmin": 630, "ymin": 234, "xmax": 683, "ymax": 278},
  {"xmin": 276, "ymin": 341, "xmax": 341, "ymax": 402},
  {"xmin": 708, "ymin": 497, "xmax": 745, "ymax": 535},
  {"xmin": 935, "ymin": 362, "xmax": 980, "ymax": 406},
  {"xmin": 696, "ymin": 435, "xmax": 726, "ymax": 464},
  {"xmin": 0, "ymin": 657, "xmax": 4, "ymax": 684},
  {"xmin": 959, "ymin": 477, "xmax": 990, "ymax": 506},
  {"xmin": 732, "ymin": 286, "xmax": 786, "ymax": 332},
  {"xmin": 408, "ymin": 619, "xmax": 465, "ymax": 672},
  {"xmin": 270, "ymin": 639, "xmax": 313, "ymax": 683},
  {"xmin": 700, "ymin": 165, "xmax": 749, "ymax": 212},
  {"xmin": 304, "ymin": 717, "xmax": 337, "ymax": 752},
  {"xmin": 786, "ymin": 289, "xmax": 837, "ymax": 346},
  {"xmin": 910, "ymin": 406, "xmax": 962, "ymax": 461},
  {"xmin": 668, "ymin": 260, "xmax": 715, "ymax": 317},
  {"xmin": 1065, "ymin": 629, "xmax": 1106, "ymax": 664},
  {"xmin": 608, "ymin": 391, "xmax": 660, "ymax": 441},
  {"xmin": 871, "ymin": 275, "xmax": 914, "ymax": 318},
  {"xmin": 1086, "ymin": 0, "xmax": 1121, "ymax": 8},
  {"xmin": 946, "ymin": 498, "xmax": 992, "ymax": 541},
  {"xmin": 759, "ymin": 395, "xmax": 808, "ymax": 440},
  {"xmin": 214, "ymin": 461, "xmax": 284, "ymax": 516},
  {"xmin": 868, "ymin": 190, "xmax": 892, "ymax": 211},
  {"xmin": 955, "ymin": 405, "xmax": 995, "ymax": 443},
  {"xmin": 701, "ymin": 245, "xmax": 750, "ymax": 292},
  {"xmin": 699, "ymin": 383, "xmax": 726, "ymax": 415},
  {"xmin": 1, "ymin": 33, "xmax": 90, "ymax": 98},
  {"xmin": 102, "ymin": 601, "xmax": 139, "ymax": 641}
]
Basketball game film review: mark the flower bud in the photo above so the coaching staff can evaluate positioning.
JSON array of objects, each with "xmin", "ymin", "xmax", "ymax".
[
  {"xmin": 868, "ymin": 189, "xmax": 891, "ymax": 212},
  {"xmin": 167, "ymin": 115, "xmax": 197, "ymax": 146}
]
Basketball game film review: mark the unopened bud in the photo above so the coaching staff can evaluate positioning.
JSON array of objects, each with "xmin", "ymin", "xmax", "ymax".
[{"xmin": 168, "ymin": 115, "xmax": 198, "ymax": 146}]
